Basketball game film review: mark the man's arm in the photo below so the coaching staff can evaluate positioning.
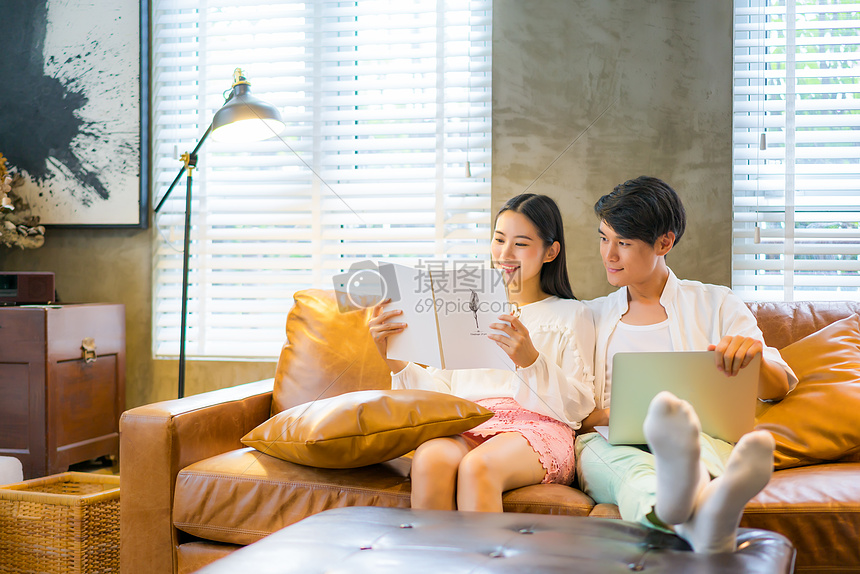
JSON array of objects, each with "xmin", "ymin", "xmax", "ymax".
[
  {"xmin": 579, "ymin": 407, "xmax": 609, "ymax": 434},
  {"xmin": 759, "ymin": 355, "xmax": 790, "ymax": 400},
  {"xmin": 711, "ymin": 289, "xmax": 797, "ymax": 400}
]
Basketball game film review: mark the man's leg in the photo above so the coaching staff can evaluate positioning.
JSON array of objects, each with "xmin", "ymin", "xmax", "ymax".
[
  {"xmin": 643, "ymin": 391, "xmax": 710, "ymax": 525},
  {"xmin": 676, "ymin": 430, "xmax": 775, "ymax": 553},
  {"xmin": 575, "ymin": 406, "xmax": 741, "ymax": 534},
  {"xmin": 646, "ymin": 392, "xmax": 775, "ymax": 553},
  {"xmin": 575, "ymin": 433, "xmax": 668, "ymax": 530}
]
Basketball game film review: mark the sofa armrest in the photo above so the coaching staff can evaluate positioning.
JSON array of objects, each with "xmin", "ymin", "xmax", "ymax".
[{"xmin": 120, "ymin": 378, "xmax": 275, "ymax": 574}]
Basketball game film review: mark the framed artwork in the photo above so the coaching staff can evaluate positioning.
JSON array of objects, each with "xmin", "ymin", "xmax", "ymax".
[{"xmin": 0, "ymin": 0, "xmax": 148, "ymax": 228}]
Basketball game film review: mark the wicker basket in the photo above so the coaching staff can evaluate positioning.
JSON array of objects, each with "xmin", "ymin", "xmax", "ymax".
[{"xmin": 0, "ymin": 472, "xmax": 120, "ymax": 574}]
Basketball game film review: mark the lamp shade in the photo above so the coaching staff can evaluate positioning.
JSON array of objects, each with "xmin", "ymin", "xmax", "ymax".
[{"xmin": 210, "ymin": 78, "xmax": 285, "ymax": 143}]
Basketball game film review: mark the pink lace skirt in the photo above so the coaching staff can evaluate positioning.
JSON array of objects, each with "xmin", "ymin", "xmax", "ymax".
[{"xmin": 462, "ymin": 397, "xmax": 576, "ymax": 485}]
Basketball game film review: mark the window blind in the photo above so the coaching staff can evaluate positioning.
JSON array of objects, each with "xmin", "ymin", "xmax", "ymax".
[
  {"xmin": 732, "ymin": 0, "xmax": 860, "ymax": 302},
  {"xmin": 151, "ymin": 0, "xmax": 493, "ymax": 358}
]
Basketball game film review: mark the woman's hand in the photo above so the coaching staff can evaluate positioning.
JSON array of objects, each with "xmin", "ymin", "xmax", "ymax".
[
  {"xmin": 708, "ymin": 335, "xmax": 762, "ymax": 377},
  {"xmin": 488, "ymin": 313, "xmax": 540, "ymax": 368},
  {"xmin": 367, "ymin": 301, "xmax": 409, "ymax": 372}
]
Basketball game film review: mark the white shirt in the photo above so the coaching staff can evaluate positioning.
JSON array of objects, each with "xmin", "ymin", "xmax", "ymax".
[
  {"xmin": 584, "ymin": 269, "xmax": 798, "ymax": 409},
  {"xmin": 391, "ymin": 296, "xmax": 596, "ymax": 429},
  {"xmin": 605, "ymin": 319, "xmax": 672, "ymax": 399}
]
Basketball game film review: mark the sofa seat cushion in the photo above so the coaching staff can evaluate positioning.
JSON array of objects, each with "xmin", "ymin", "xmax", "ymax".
[
  {"xmin": 173, "ymin": 448, "xmax": 412, "ymax": 546},
  {"xmin": 501, "ymin": 483, "xmax": 596, "ymax": 517},
  {"xmin": 173, "ymin": 448, "xmax": 599, "ymax": 547},
  {"xmin": 741, "ymin": 462, "xmax": 860, "ymax": 572}
]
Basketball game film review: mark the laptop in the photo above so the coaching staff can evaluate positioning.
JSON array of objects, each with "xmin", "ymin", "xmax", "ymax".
[{"xmin": 594, "ymin": 350, "xmax": 761, "ymax": 445}]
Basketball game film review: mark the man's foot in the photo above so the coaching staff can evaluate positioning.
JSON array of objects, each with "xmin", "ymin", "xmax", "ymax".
[
  {"xmin": 676, "ymin": 430, "xmax": 775, "ymax": 553},
  {"xmin": 643, "ymin": 391, "xmax": 709, "ymax": 525}
]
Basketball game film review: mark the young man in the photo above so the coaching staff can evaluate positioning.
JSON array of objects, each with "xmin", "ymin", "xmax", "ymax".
[{"xmin": 577, "ymin": 176, "xmax": 797, "ymax": 553}]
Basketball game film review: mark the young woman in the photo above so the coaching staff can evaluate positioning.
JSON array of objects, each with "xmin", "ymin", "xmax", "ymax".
[{"xmin": 368, "ymin": 194, "xmax": 596, "ymax": 512}]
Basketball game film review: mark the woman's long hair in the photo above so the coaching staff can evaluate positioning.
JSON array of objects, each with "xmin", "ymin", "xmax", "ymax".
[{"xmin": 495, "ymin": 194, "xmax": 575, "ymax": 300}]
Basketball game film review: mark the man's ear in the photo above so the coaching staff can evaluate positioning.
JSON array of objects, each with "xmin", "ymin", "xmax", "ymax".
[
  {"xmin": 544, "ymin": 241, "xmax": 561, "ymax": 263},
  {"xmin": 655, "ymin": 232, "xmax": 676, "ymax": 256}
]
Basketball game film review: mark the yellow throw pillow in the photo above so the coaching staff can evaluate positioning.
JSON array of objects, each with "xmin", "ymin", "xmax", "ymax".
[
  {"xmin": 242, "ymin": 389, "xmax": 494, "ymax": 469},
  {"xmin": 755, "ymin": 313, "xmax": 860, "ymax": 470},
  {"xmin": 271, "ymin": 290, "xmax": 393, "ymax": 416}
]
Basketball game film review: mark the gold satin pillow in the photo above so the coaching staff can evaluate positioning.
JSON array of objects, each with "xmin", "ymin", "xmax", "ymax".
[
  {"xmin": 242, "ymin": 389, "xmax": 494, "ymax": 469},
  {"xmin": 755, "ymin": 313, "xmax": 860, "ymax": 470}
]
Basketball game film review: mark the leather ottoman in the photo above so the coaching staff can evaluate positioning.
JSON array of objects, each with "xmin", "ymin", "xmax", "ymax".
[{"xmin": 196, "ymin": 506, "xmax": 796, "ymax": 573}]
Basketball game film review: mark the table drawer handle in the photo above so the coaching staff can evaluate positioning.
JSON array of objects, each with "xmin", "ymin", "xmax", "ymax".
[{"xmin": 81, "ymin": 337, "xmax": 97, "ymax": 363}]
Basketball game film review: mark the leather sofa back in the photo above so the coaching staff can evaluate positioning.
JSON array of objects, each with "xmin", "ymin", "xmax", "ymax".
[
  {"xmin": 748, "ymin": 300, "xmax": 860, "ymax": 349},
  {"xmin": 269, "ymin": 293, "xmax": 860, "ymax": 413}
]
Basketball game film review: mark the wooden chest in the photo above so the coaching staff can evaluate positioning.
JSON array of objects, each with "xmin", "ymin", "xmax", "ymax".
[{"xmin": 0, "ymin": 304, "xmax": 125, "ymax": 479}]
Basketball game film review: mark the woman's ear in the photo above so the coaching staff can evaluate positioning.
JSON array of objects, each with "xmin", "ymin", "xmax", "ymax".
[
  {"xmin": 544, "ymin": 241, "xmax": 561, "ymax": 263},
  {"xmin": 655, "ymin": 232, "xmax": 676, "ymax": 256}
]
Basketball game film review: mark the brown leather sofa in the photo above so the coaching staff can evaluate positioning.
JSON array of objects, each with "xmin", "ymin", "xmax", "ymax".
[{"xmin": 120, "ymin": 292, "xmax": 860, "ymax": 574}]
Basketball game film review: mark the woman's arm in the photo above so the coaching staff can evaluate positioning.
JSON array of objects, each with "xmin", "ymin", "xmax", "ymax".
[{"xmin": 493, "ymin": 302, "xmax": 597, "ymax": 428}]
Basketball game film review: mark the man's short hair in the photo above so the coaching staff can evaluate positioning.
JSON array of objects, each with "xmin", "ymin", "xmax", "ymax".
[{"xmin": 594, "ymin": 176, "xmax": 686, "ymax": 247}]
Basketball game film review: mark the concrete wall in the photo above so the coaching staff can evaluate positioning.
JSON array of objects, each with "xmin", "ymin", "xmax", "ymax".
[
  {"xmin": 0, "ymin": 0, "xmax": 732, "ymax": 409},
  {"xmin": 493, "ymin": 0, "xmax": 733, "ymax": 300}
]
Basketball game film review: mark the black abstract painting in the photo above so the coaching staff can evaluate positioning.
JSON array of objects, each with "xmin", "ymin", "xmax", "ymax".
[{"xmin": 0, "ymin": 0, "xmax": 141, "ymax": 226}]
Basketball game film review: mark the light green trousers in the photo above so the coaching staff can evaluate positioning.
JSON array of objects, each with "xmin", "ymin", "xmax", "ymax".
[{"xmin": 574, "ymin": 431, "xmax": 734, "ymax": 531}]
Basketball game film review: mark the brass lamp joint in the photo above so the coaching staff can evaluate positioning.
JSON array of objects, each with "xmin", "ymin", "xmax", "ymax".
[
  {"xmin": 232, "ymin": 67, "xmax": 251, "ymax": 87},
  {"xmin": 181, "ymin": 152, "xmax": 198, "ymax": 175}
]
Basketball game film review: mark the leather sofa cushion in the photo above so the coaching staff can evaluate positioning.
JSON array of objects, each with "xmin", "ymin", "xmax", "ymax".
[
  {"xmin": 755, "ymin": 314, "xmax": 860, "ymax": 469},
  {"xmin": 173, "ymin": 448, "xmax": 412, "ymax": 546},
  {"xmin": 242, "ymin": 389, "xmax": 493, "ymax": 469},
  {"xmin": 742, "ymin": 462, "xmax": 860, "ymax": 571},
  {"xmin": 177, "ymin": 542, "xmax": 239, "ymax": 574},
  {"xmin": 173, "ymin": 448, "xmax": 598, "ymax": 547},
  {"xmin": 272, "ymin": 290, "xmax": 392, "ymax": 415}
]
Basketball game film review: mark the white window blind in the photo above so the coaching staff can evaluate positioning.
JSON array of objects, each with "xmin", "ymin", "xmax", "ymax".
[
  {"xmin": 151, "ymin": 0, "xmax": 493, "ymax": 358},
  {"xmin": 732, "ymin": 0, "xmax": 860, "ymax": 302}
]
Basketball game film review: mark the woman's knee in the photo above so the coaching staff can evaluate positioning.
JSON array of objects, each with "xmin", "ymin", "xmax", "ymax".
[
  {"xmin": 412, "ymin": 438, "xmax": 467, "ymax": 479},
  {"xmin": 457, "ymin": 448, "xmax": 499, "ymax": 489}
]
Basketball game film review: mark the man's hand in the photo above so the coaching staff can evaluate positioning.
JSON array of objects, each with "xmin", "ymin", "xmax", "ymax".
[{"xmin": 708, "ymin": 335, "xmax": 762, "ymax": 377}]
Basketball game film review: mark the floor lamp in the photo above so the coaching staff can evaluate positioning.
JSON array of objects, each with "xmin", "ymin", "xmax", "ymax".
[{"xmin": 154, "ymin": 68, "xmax": 285, "ymax": 399}]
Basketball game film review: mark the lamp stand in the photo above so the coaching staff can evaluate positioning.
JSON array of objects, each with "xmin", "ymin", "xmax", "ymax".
[
  {"xmin": 154, "ymin": 126, "xmax": 212, "ymax": 399},
  {"xmin": 177, "ymin": 151, "xmax": 196, "ymax": 399},
  {"xmin": 152, "ymin": 68, "xmax": 284, "ymax": 400}
]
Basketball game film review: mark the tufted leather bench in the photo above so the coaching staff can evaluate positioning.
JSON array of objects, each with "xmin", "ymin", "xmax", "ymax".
[{"xmin": 195, "ymin": 506, "xmax": 796, "ymax": 573}]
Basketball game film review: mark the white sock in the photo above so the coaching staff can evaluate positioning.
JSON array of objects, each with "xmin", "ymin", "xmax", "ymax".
[
  {"xmin": 676, "ymin": 430, "xmax": 775, "ymax": 554},
  {"xmin": 643, "ymin": 391, "xmax": 709, "ymax": 526}
]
